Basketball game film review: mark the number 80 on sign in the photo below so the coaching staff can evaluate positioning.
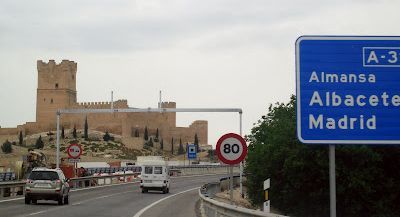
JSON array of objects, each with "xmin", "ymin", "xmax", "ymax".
[{"xmin": 216, "ymin": 133, "xmax": 247, "ymax": 165}]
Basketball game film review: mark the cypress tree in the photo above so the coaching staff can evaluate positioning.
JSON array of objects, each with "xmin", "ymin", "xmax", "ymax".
[
  {"xmin": 84, "ymin": 116, "xmax": 89, "ymax": 140},
  {"xmin": 171, "ymin": 137, "xmax": 174, "ymax": 154},
  {"xmin": 18, "ymin": 131, "xmax": 23, "ymax": 146},
  {"xmin": 144, "ymin": 126, "xmax": 149, "ymax": 141},
  {"xmin": 194, "ymin": 133, "xmax": 199, "ymax": 152},
  {"xmin": 73, "ymin": 126, "xmax": 77, "ymax": 139},
  {"xmin": 178, "ymin": 138, "xmax": 184, "ymax": 155},
  {"xmin": 61, "ymin": 126, "xmax": 65, "ymax": 139}
]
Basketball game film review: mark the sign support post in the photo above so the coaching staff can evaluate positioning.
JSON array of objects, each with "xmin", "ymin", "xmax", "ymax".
[
  {"xmin": 329, "ymin": 144, "xmax": 336, "ymax": 217},
  {"xmin": 239, "ymin": 111, "xmax": 243, "ymax": 198},
  {"xmin": 229, "ymin": 165, "xmax": 234, "ymax": 204}
]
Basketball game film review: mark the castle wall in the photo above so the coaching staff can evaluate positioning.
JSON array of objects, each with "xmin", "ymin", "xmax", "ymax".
[{"xmin": 1, "ymin": 60, "xmax": 209, "ymax": 150}]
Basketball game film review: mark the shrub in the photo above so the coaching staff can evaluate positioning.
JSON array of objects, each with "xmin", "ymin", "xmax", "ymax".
[
  {"xmin": 1, "ymin": 140, "xmax": 12, "ymax": 153},
  {"xmin": 35, "ymin": 136, "xmax": 44, "ymax": 149}
]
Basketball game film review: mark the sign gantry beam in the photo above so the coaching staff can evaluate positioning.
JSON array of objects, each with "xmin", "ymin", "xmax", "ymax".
[{"xmin": 58, "ymin": 108, "xmax": 243, "ymax": 114}]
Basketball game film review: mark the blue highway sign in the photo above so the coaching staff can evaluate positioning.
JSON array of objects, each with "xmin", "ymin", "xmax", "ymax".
[
  {"xmin": 187, "ymin": 144, "xmax": 197, "ymax": 159},
  {"xmin": 296, "ymin": 36, "xmax": 400, "ymax": 144}
]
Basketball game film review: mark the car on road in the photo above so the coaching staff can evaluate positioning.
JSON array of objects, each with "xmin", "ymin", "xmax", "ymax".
[{"xmin": 25, "ymin": 167, "xmax": 70, "ymax": 205}]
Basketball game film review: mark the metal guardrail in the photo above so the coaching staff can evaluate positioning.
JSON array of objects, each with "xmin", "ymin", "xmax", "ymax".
[
  {"xmin": 0, "ymin": 172, "xmax": 16, "ymax": 182},
  {"xmin": 0, "ymin": 172, "xmax": 140, "ymax": 199},
  {"xmin": 0, "ymin": 165, "xmax": 230, "ymax": 198},
  {"xmin": 199, "ymin": 179, "xmax": 288, "ymax": 217}
]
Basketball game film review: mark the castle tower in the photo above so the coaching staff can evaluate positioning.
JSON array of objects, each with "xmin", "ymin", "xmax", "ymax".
[{"xmin": 36, "ymin": 60, "xmax": 77, "ymax": 128}]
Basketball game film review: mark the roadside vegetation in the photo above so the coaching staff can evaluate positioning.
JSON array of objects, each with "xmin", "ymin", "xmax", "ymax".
[{"xmin": 245, "ymin": 95, "xmax": 400, "ymax": 217}]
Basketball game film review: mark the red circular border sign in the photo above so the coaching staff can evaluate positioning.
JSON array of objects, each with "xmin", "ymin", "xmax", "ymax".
[
  {"xmin": 216, "ymin": 133, "xmax": 247, "ymax": 165},
  {"xmin": 67, "ymin": 144, "xmax": 82, "ymax": 159}
]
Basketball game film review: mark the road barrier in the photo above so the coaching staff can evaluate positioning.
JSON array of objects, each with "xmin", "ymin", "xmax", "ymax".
[
  {"xmin": 199, "ymin": 177, "xmax": 288, "ymax": 217},
  {"xmin": 170, "ymin": 165, "xmax": 239, "ymax": 176},
  {"xmin": 0, "ymin": 172, "xmax": 140, "ymax": 199},
  {"xmin": 0, "ymin": 165, "xmax": 235, "ymax": 199}
]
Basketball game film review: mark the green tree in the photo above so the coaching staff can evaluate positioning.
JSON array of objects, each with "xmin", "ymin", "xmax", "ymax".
[
  {"xmin": 73, "ymin": 126, "xmax": 77, "ymax": 139},
  {"xmin": 160, "ymin": 139, "xmax": 164, "ymax": 150},
  {"xmin": 1, "ymin": 140, "xmax": 12, "ymax": 153},
  {"xmin": 19, "ymin": 131, "xmax": 23, "ymax": 146},
  {"xmin": 144, "ymin": 126, "xmax": 149, "ymax": 141},
  {"xmin": 245, "ymin": 95, "xmax": 400, "ymax": 217},
  {"xmin": 148, "ymin": 137, "xmax": 154, "ymax": 147},
  {"xmin": 84, "ymin": 116, "xmax": 89, "ymax": 140},
  {"xmin": 155, "ymin": 128, "xmax": 159, "ymax": 142},
  {"xmin": 194, "ymin": 133, "xmax": 199, "ymax": 152},
  {"xmin": 61, "ymin": 126, "xmax": 65, "ymax": 139},
  {"xmin": 178, "ymin": 138, "xmax": 184, "ymax": 155},
  {"xmin": 103, "ymin": 131, "xmax": 111, "ymax": 142},
  {"xmin": 35, "ymin": 136, "xmax": 44, "ymax": 149}
]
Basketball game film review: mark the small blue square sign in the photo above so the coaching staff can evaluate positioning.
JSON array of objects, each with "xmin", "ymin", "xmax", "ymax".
[{"xmin": 187, "ymin": 144, "xmax": 197, "ymax": 159}]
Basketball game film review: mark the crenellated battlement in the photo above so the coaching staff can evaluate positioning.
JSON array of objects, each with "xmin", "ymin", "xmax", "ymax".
[
  {"xmin": 161, "ymin": 102, "xmax": 176, "ymax": 108},
  {"xmin": 37, "ymin": 59, "xmax": 77, "ymax": 73},
  {"xmin": 73, "ymin": 99, "xmax": 129, "ymax": 109}
]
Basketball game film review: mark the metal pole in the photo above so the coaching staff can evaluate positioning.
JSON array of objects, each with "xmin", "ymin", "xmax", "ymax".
[
  {"xmin": 56, "ymin": 112, "xmax": 60, "ymax": 168},
  {"xmin": 111, "ymin": 91, "xmax": 114, "ymax": 111},
  {"xmin": 159, "ymin": 90, "xmax": 162, "ymax": 108},
  {"xmin": 239, "ymin": 111, "xmax": 243, "ymax": 197},
  {"xmin": 329, "ymin": 144, "xmax": 336, "ymax": 217},
  {"xmin": 230, "ymin": 165, "xmax": 234, "ymax": 204}
]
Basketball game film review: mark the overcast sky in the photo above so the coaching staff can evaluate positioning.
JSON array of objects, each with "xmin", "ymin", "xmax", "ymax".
[{"xmin": 1, "ymin": 0, "xmax": 399, "ymax": 145}]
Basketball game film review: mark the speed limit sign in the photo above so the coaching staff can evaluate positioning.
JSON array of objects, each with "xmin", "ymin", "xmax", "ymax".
[
  {"xmin": 67, "ymin": 144, "xmax": 82, "ymax": 159},
  {"xmin": 216, "ymin": 133, "xmax": 247, "ymax": 165}
]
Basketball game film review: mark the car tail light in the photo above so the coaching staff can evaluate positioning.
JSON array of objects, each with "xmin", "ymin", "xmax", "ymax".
[{"xmin": 56, "ymin": 179, "xmax": 61, "ymax": 183}]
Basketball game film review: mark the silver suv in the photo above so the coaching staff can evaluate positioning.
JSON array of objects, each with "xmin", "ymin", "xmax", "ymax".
[{"xmin": 25, "ymin": 168, "xmax": 70, "ymax": 205}]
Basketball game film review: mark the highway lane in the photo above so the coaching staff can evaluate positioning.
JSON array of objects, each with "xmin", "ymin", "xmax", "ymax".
[
  {"xmin": 139, "ymin": 187, "xmax": 201, "ymax": 217},
  {"xmin": 0, "ymin": 174, "xmax": 224, "ymax": 217}
]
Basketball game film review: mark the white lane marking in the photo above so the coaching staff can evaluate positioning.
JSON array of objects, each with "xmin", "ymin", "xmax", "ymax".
[
  {"xmin": 27, "ymin": 211, "xmax": 46, "ymax": 216},
  {"xmin": 132, "ymin": 187, "xmax": 200, "ymax": 217},
  {"xmin": 71, "ymin": 180, "xmax": 139, "ymax": 192}
]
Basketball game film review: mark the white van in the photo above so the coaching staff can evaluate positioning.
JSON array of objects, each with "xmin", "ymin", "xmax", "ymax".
[{"xmin": 137, "ymin": 156, "xmax": 170, "ymax": 194}]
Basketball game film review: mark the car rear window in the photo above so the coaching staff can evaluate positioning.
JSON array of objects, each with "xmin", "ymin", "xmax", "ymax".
[
  {"xmin": 154, "ymin": 167, "xmax": 162, "ymax": 174},
  {"xmin": 29, "ymin": 171, "xmax": 59, "ymax": 181},
  {"xmin": 144, "ymin": 166, "xmax": 153, "ymax": 174}
]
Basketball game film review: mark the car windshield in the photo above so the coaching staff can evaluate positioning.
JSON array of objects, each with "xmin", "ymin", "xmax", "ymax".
[{"xmin": 29, "ymin": 171, "xmax": 59, "ymax": 181}]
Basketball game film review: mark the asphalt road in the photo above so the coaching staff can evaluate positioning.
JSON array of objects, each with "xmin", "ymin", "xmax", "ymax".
[{"xmin": 0, "ymin": 174, "xmax": 224, "ymax": 217}]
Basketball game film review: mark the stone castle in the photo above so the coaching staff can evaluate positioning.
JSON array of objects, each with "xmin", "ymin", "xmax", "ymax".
[{"xmin": 0, "ymin": 60, "xmax": 207, "ymax": 150}]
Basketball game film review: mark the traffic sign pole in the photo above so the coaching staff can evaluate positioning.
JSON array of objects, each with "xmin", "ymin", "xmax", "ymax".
[
  {"xmin": 239, "ymin": 111, "xmax": 243, "ymax": 198},
  {"xmin": 229, "ymin": 165, "xmax": 234, "ymax": 204},
  {"xmin": 329, "ymin": 144, "xmax": 336, "ymax": 217}
]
